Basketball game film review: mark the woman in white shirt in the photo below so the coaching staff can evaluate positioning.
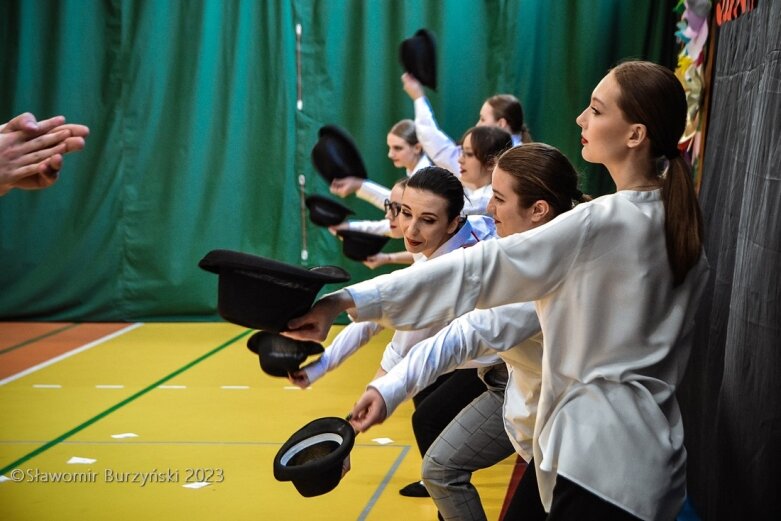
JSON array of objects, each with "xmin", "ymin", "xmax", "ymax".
[
  {"xmin": 402, "ymin": 73, "xmax": 531, "ymax": 178},
  {"xmin": 364, "ymin": 143, "xmax": 588, "ymax": 520},
  {"xmin": 458, "ymin": 126, "xmax": 513, "ymax": 215},
  {"xmin": 284, "ymin": 61, "xmax": 709, "ymax": 521},
  {"xmin": 292, "ymin": 166, "xmax": 500, "ymax": 500}
]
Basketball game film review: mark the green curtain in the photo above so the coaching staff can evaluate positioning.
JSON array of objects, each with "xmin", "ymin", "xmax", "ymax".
[{"xmin": 0, "ymin": 0, "xmax": 674, "ymax": 321}]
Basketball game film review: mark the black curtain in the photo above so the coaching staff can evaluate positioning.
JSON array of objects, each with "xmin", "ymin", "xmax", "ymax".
[{"xmin": 679, "ymin": 1, "xmax": 781, "ymax": 519}]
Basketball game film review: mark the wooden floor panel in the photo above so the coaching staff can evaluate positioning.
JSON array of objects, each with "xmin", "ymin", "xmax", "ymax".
[{"xmin": 0, "ymin": 322, "xmax": 516, "ymax": 520}]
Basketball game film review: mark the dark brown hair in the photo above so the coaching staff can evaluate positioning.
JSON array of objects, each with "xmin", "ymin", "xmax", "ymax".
[
  {"xmin": 496, "ymin": 143, "xmax": 588, "ymax": 218},
  {"xmin": 612, "ymin": 60, "xmax": 704, "ymax": 286},
  {"xmin": 486, "ymin": 94, "xmax": 533, "ymax": 143},
  {"xmin": 406, "ymin": 166, "xmax": 465, "ymax": 222},
  {"xmin": 460, "ymin": 126, "xmax": 513, "ymax": 169}
]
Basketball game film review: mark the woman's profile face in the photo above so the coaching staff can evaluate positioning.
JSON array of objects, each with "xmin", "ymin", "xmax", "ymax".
[
  {"xmin": 487, "ymin": 167, "xmax": 537, "ymax": 238},
  {"xmin": 575, "ymin": 72, "xmax": 634, "ymax": 166},
  {"xmin": 385, "ymin": 183, "xmax": 405, "ymax": 239},
  {"xmin": 387, "ymin": 133, "xmax": 422, "ymax": 171},
  {"xmin": 457, "ymin": 133, "xmax": 490, "ymax": 187},
  {"xmin": 399, "ymin": 187, "xmax": 459, "ymax": 257},
  {"xmin": 476, "ymin": 102, "xmax": 498, "ymax": 127}
]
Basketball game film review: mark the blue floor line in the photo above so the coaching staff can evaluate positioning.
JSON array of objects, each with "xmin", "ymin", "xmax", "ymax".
[{"xmin": 357, "ymin": 445, "xmax": 411, "ymax": 521}]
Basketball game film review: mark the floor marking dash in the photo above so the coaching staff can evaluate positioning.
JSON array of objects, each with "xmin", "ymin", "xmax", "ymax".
[
  {"xmin": 32, "ymin": 384, "xmax": 62, "ymax": 389},
  {"xmin": 220, "ymin": 385, "xmax": 249, "ymax": 390}
]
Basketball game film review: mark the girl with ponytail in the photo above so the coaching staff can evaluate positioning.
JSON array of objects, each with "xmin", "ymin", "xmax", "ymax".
[{"xmin": 285, "ymin": 62, "xmax": 709, "ymax": 521}]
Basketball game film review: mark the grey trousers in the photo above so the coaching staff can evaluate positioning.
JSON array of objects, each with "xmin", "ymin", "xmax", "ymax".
[{"xmin": 422, "ymin": 386, "xmax": 515, "ymax": 521}]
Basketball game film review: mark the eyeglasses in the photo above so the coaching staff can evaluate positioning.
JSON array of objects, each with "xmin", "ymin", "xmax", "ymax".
[{"xmin": 384, "ymin": 199, "xmax": 402, "ymax": 218}]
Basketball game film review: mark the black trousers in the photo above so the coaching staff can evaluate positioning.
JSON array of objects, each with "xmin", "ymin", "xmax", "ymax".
[
  {"xmin": 503, "ymin": 459, "xmax": 643, "ymax": 521},
  {"xmin": 410, "ymin": 368, "xmax": 486, "ymax": 458}
]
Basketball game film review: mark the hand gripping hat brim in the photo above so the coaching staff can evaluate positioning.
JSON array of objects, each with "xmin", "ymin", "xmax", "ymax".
[
  {"xmin": 336, "ymin": 229, "xmax": 390, "ymax": 261},
  {"xmin": 305, "ymin": 194, "xmax": 355, "ymax": 227},
  {"xmin": 246, "ymin": 331, "xmax": 324, "ymax": 377},
  {"xmin": 311, "ymin": 125, "xmax": 368, "ymax": 183},
  {"xmin": 399, "ymin": 29, "xmax": 437, "ymax": 90},
  {"xmin": 273, "ymin": 416, "xmax": 355, "ymax": 497},
  {"xmin": 198, "ymin": 249, "xmax": 350, "ymax": 333}
]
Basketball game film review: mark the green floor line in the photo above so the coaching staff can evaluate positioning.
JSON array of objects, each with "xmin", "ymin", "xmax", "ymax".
[
  {"xmin": 0, "ymin": 323, "xmax": 79, "ymax": 356},
  {"xmin": 0, "ymin": 328, "xmax": 252, "ymax": 476}
]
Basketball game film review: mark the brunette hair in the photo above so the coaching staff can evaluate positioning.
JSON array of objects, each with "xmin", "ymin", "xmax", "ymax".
[
  {"xmin": 485, "ymin": 94, "xmax": 533, "ymax": 143},
  {"xmin": 460, "ymin": 126, "xmax": 513, "ymax": 170},
  {"xmin": 611, "ymin": 60, "xmax": 704, "ymax": 286},
  {"xmin": 406, "ymin": 166, "xmax": 465, "ymax": 222},
  {"xmin": 496, "ymin": 143, "xmax": 589, "ymax": 218}
]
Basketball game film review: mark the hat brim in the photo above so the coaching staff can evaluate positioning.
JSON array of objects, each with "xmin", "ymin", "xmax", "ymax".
[
  {"xmin": 273, "ymin": 417, "xmax": 355, "ymax": 497},
  {"xmin": 199, "ymin": 250, "xmax": 350, "ymax": 332},
  {"xmin": 247, "ymin": 331, "xmax": 324, "ymax": 377},
  {"xmin": 311, "ymin": 125, "xmax": 368, "ymax": 183},
  {"xmin": 336, "ymin": 230, "xmax": 391, "ymax": 261},
  {"xmin": 305, "ymin": 194, "xmax": 355, "ymax": 227},
  {"xmin": 399, "ymin": 29, "xmax": 437, "ymax": 90}
]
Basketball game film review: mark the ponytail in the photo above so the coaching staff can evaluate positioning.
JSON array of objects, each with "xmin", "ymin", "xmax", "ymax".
[{"xmin": 662, "ymin": 155, "xmax": 704, "ymax": 285}]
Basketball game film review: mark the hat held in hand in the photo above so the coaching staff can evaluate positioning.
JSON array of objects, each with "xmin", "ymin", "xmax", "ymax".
[
  {"xmin": 305, "ymin": 194, "xmax": 354, "ymax": 227},
  {"xmin": 337, "ymin": 229, "xmax": 390, "ymax": 262},
  {"xmin": 274, "ymin": 416, "xmax": 356, "ymax": 497},
  {"xmin": 399, "ymin": 29, "xmax": 437, "ymax": 90},
  {"xmin": 198, "ymin": 249, "xmax": 350, "ymax": 333},
  {"xmin": 311, "ymin": 125, "xmax": 367, "ymax": 183},
  {"xmin": 247, "ymin": 331, "xmax": 324, "ymax": 378}
]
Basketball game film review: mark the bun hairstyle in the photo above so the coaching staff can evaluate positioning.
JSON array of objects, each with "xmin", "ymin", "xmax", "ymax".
[
  {"xmin": 496, "ymin": 143, "xmax": 588, "ymax": 218},
  {"xmin": 406, "ymin": 166, "xmax": 465, "ymax": 222},
  {"xmin": 485, "ymin": 94, "xmax": 532, "ymax": 143},
  {"xmin": 460, "ymin": 126, "xmax": 513, "ymax": 170},
  {"xmin": 611, "ymin": 60, "xmax": 704, "ymax": 286}
]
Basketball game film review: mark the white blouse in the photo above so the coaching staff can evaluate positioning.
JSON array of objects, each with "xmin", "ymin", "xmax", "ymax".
[
  {"xmin": 370, "ymin": 302, "xmax": 542, "ymax": 461},
  {"xmin": 343, "ymin": 189, "xmax": 710, "ymax": 521}
]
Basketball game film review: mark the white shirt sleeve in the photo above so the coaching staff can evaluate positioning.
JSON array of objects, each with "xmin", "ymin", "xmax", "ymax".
[
  {"xmin": 346, "ymin": 219, "xmax": 391, "ymax": 236},
  {"xmin": 413, "ymin": 97, "xmax": 461, "ymax": 176},
  {"xmin": 356, "ymin": 180, "xmax": 391, "ymax": 210},
  {"xmin": 303, "ymin": 321, "xmax": 385, "ymax": 384},
  {"xmin": 372, "ymin": 302, "xmax": 540, "ymax": 416}
]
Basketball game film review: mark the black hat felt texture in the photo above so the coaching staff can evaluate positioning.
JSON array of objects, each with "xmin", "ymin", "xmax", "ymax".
[
  {"xmin": 337, "ymin": 229, "xmax": 390, "ymax": 261},
  {"xmin": 246, "ymin": 331, "xmax": 324, "ymax": 378},
  {"xmin": 274, "ymin": 416, "xmax": 356, "ymax": 497},
  {"xmin": 305, "ymin": 194, "xmax": 354, "ymax": 227},
  {"xmin": 311, "ymin": 125, "xmax": 368, "ymax": 183},
  {"xmin": 400, "ymin": 29, "xmax": 437, "ymax": 90},
  {"xmin": 198, "ymin": 249, "xmax": 350, "ymax": 333}
]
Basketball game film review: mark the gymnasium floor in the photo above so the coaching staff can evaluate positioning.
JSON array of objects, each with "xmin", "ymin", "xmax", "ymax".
[{"xmin": 0, "ymin": 322, "xmax": 517, "ymax": 520}]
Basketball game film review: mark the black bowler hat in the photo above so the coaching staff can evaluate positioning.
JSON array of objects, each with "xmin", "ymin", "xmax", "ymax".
[
  {"xmin": 311, "ymin": 125, "xmax": 368, "ymax": 183},
  {"xmin": 274, "ymin": 416, "xmax": 356, "ymax": 497},
  {"xmin": 336, "ymin": 229, "xmax": 390, "ymax": 261},
  {"xmin": 305, "ymin": 194, "xmax": 354, "ymax": 227},
  {"xmin": 198, "ymin": 249, "xmax": 350, "ymax": 333},
  {"xmin": 400, "ymin": 29, "xmax": 437, "ymax": 90},
  {"xmin": 246, "ymin": 331, "xmax": 324, "ymax": 377}
]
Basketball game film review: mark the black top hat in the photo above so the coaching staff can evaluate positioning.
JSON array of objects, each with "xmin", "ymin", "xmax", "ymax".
[
  {"xmin": 400, "ymin": 29, "xmax": 437, "ymax": 90},
  {"xmin": 198, "ymin": 250, "xmax": 350, "ymax": 333},
  {"xmin": 337, "ymin": 229, "xmax": 390, "ymax": 261},
  {"xmin": 311, "ymin": 125, "xmax": 368, "ymax": 183},
  {"xmin": 274, "ymin": 416, "xmax": 356, "ymax": 497},
  {"xmin": 305, "ymin": 194, "xmax": 355, "ymax": 227},
  {"xmin": 247, "ymin": 331, "xmax": 324, "ymax": 377}
]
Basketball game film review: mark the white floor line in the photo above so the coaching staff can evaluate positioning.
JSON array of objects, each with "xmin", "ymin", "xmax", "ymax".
[
  {"xmin": 0, "ymin": 323, "xmax": 143, "ymax": 387},
  {"xmin": 220, "ymin": 385, "xmax": 249, "ymax": 390},
  {"xmin": 32, "ymin": 384, "xmax": 62, "ymax": 389}
]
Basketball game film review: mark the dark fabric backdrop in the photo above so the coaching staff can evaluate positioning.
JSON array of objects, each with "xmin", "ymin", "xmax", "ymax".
[
  {"xmin": 678, "ymin": 1, "xmax": 780, "ymax": 519},
  {"xmin": 0, "ymin": 0, "xmax": 674, "ymax": 321}
]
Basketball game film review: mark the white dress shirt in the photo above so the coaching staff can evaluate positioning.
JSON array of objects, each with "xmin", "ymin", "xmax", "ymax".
[
  {"xmin": 463, "ymin": 184, "xmax": 493, "ymax": 216},
  {"xmin": 370, "ymin": 302, "xmax": 542, "ymax": 461},
  {"xmin": 379, "ymin": 217, "xmax": 499, "ymax": 371},
  {"xmin": 343, "ymin": 189, "xmax": 710, "ymax": 521}
]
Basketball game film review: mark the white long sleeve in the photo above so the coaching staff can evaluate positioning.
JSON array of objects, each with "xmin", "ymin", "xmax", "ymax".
[
  {"xmin": 345, "ymin": 219, "xmax": 391, "ymax": 236},
  {"xmin": 413, "ymin": 97, "xmax": 461, "ymax": 176},
  {"xmin": 356, "ymin": 179, "xmax": 391, "ymax": 210},
  {"xmin": 303, "ymin": 321, "xmax": 384, "ymax": 384}
]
